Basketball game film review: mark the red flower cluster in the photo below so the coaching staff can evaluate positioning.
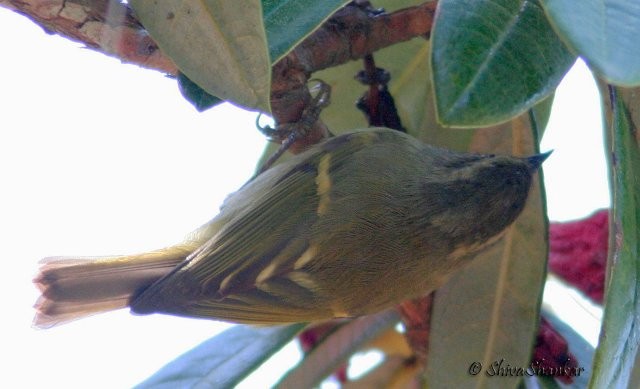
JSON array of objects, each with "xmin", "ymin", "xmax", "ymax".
[
  {"xmin": 532, "ymin": 317, "xmax": 581, "ymax": 384},
  {"xmin": 549, "ymin": 209, "xmax": 608, "ymax": 304}
]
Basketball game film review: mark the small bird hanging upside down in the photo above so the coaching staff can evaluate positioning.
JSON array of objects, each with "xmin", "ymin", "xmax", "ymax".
[{"xmin": 34, "ymin": 127, "xmax": 549, "ymax": 328}]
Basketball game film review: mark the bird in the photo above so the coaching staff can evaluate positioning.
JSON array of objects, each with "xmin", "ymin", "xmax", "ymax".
[{"xmin": 33, "ymin": 127, "xmax": 549, "ymax": 328}]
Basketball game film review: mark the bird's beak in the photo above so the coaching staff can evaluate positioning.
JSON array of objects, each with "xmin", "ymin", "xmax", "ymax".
[{"xmin": 526, "ymin": 150, "xmax": 553, "ymax": 171}]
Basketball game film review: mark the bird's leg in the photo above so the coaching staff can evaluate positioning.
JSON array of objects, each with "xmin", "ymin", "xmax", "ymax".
[{"xmin": 257, "ymin": 80, "xmax": 332, "ymax": 174}]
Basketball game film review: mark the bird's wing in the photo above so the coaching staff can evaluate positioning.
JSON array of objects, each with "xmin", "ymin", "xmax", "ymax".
[{"xmin": 130, "ymin": 129, "xmax": 400, "ymax": 322}]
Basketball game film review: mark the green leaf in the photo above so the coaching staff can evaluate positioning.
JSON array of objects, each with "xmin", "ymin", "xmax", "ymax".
[
  {"xmin": 177, "ymin": 72, "xmax": 223, "ymax": 112},
  {"xmin": 262, "ymin": 0, "xmax": 348, "ymax": 63},
  {"xmin": 136, "ymin": 323, "xmax": 304, "ymax": 388},
  {"xmin": 425, "ymin": 112, "xmax": 549, "ymax": 388},
  {"xmin": 129, "ymin": 0, "xmax": 271, "ymax": 112},
  {"xmin": 589, "ymin": 85, "xmax": 640, "ymax": 389},
  {"xmin": 540, "ymin": 0, "xmax": 640, "ymax": 86},
  {"xmin": 431, "ymin": 0, "xmax": 575, "ymax": 127},
  {"xmin": 276, "ymin": 310, "xmax": 400, "ymax": 388}
]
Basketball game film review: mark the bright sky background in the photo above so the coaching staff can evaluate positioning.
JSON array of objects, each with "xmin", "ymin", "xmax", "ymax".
[{"xmin": 0, "ymin": 7, "xmax": 609, "ymax": 388}]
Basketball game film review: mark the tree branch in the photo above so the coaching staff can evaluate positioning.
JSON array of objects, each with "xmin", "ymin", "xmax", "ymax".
[
  {"xmin": 1, "ymin": 0, "xmax": 436, "ymax": 147},
  {"xmin": 270, "ymin": 2, "xmax": 436, "ymax": 148}
]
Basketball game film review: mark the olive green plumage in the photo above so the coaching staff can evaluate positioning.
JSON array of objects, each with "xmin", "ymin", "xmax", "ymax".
[{"xmin": 34, "ymin": 128, "xmax": 547, "ymax": 328}]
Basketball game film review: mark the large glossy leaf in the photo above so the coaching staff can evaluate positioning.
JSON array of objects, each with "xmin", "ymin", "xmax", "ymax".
[
  {"xmin": 129, "ymin": 0, "xmax": 271, "ymax": 112},
  {"xmin": 262, "ymin": 0, "xmax": 348, "ymax": 63},
  {"xmin": 276, "ymin": 310, "xmax": 400, "ymax": 388},
  {"xmin": 431, "ymin": 0, "xmax": 575, "ymax": 127},
  {"xmin": 425, "ymin": 113, "xmax": 549, "ymax": 389},
  {"xmin": 136, "ymin": 323, "xmax": 304, "ymax": 388},
  {"xmin": 589, "ymin": 85, "xmax": 640, "ymax": 389},
  {"xmin": 541, "ymin": 0, "xmax": 640, "ymax": 86}
]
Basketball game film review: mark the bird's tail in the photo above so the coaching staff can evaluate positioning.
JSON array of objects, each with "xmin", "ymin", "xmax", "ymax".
[{"xmin": 33, "ymin": 246, "xmax": 194, "ymax": 328}]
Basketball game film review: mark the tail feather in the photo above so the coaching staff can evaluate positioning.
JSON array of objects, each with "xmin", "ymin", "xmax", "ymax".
[{"xmin": 33, "ymin": 247, "xmax": 193, "ymax": 328}]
